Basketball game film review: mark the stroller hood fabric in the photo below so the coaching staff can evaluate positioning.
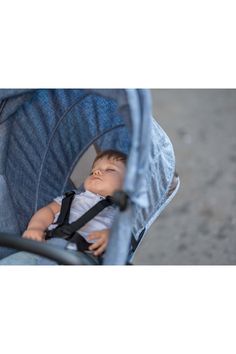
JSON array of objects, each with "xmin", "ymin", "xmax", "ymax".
[{"xmin": 0, "ymin": 89, "xmax": 178, "ymax": 264}]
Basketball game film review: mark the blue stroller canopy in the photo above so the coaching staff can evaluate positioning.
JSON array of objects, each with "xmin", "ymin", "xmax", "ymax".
[{"xmin": 0, "ymin": 89, "xmax": 178, "ymax": 264}]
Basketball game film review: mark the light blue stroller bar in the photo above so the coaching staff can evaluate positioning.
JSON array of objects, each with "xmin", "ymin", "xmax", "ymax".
[{"xmin": 0, "ymin": 89, "xmax": 179, "ymax": 265}]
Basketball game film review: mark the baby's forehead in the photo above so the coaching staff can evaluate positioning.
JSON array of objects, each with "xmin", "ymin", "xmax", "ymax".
[{"xmin": 93, "ymin": 157, "xmax": 122, "ymax": 167}]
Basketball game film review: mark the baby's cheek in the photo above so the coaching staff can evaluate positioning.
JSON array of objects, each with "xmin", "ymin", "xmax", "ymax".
[
  {"xmin": 115, "ymin": 177, "xmax": 123, "ymax": 189},
  {"xmin": 84, "ymin": 178, "xmax": 90, "ymax": 189}
]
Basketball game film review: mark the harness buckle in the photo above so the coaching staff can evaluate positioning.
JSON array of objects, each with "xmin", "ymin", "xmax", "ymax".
[
  {"xmin": 112, "ymin": 190, "xmax": 129, "ymax": 211},
  {"xmin": 56, "ymin": 225, "xmax": 74, "ymax": 239}
]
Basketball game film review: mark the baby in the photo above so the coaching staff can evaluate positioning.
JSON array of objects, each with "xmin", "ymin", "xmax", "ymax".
[
  {"xmin": 22, "ymin": 149, "xmax": 127, "ymax": 257},
  {"xmin": 0, "ymin": 149, "xmax": 127, "ymax": 265}
]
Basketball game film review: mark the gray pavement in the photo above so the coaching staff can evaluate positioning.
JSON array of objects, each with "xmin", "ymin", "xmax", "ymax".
[{"xmin": 134, "ymin": 89, "xmax": 236, "ymax": 265}]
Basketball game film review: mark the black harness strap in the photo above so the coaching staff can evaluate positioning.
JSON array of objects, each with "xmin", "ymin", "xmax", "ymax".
[
  {"xmin": 55, "ymin": 191, "xmax": 76, "ymax": 225},
  {"xmin": 46, "ymin": 191, "xmax": 142, "ymax": 261},
  {"xmin": 45, "ymin": 193, "xmax": 114, "ymax": 242},
  {"xmin": 62, "ymin": 196, "xmax": 114, "ymax": 236}
]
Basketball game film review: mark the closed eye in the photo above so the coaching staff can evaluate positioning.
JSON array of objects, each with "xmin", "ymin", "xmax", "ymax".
[{"xmin": 90, "ymin": 168, "xmax": 116, "ymax": 175}]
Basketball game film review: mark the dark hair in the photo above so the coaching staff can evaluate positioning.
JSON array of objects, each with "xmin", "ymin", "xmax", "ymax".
[{"xmin": 92, "ymin": 149, "xmax": 127, "ymax": 167}]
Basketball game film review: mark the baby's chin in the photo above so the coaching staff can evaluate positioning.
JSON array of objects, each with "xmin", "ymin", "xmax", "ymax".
[
  {"xmin": 84, "ymin": 185, "xmax": 107, "ymax": 197},
  {"xmin": 84, "ymin": 180, "xmax": 107, "ymax": 196}
]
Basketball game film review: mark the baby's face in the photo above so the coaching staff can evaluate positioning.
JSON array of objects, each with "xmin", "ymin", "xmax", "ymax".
[{"xmin": 84, "ymin": 157, "xmax": 126, "ymax": 197}]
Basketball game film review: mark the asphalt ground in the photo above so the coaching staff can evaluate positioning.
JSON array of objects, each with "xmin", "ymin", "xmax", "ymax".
[{"xmin": 134, "ymin": 89, "xmax": 236, "ymax": 265}]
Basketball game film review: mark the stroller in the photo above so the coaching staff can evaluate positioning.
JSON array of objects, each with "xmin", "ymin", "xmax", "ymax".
[{"xmin": 0, "ymin": 89, "xmax": 179, "ymax": 265}]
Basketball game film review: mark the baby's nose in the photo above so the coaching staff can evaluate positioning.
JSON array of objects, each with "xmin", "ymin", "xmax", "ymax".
[{"xmin": 93, "ymin": 169, "xmax": 102, "ymax": 176}]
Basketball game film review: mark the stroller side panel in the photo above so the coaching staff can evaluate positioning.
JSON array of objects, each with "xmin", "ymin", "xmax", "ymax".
[{"xmin": 132, "ymin": 119, "xmax": 176, "ymax": 237}]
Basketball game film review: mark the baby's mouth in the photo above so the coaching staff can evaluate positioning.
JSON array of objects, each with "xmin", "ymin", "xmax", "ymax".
[{"xmin": 91, "ymin": 176, "xmax": 102, "ymax": 181}]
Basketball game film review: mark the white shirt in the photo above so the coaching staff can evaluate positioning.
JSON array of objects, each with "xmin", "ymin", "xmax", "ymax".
[{"xmin": 48, "ymin": 190, "xmax": 116, "ymax": 243}]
